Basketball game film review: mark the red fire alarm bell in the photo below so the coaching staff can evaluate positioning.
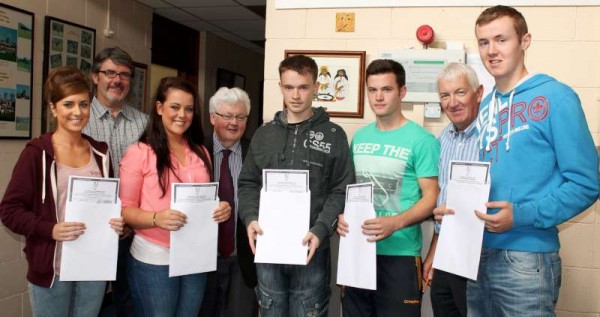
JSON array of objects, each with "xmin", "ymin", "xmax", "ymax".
[{"xmin": 416, "ymin": 25, "xmax": 435, "ymax": 47}]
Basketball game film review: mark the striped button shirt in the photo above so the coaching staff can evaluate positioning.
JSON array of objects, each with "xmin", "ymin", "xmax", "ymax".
[
  {"xmin": 212, "ymin": 133, "xmax": 244, "ymax": 251},
  {"xmin": 83, "ymin": 97, "xmax": 148, "ymax": 176},
  {"xmin": 434, "ymin": 120, "xmax": 479, "ymax": 233}
]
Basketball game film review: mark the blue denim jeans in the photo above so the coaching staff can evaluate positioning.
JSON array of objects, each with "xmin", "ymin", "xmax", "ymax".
[
  {"xmin": 255, "ymin": 246, "xmax": 331, "ymax": 317},
  {"xmin": 28, "ymin": 276, "xmax": 105, "ymax": 317},
  {"xmin": 467, "ymin": 248, "xmax": 561, "ymax": 317},
  {"xmin": 127, "ymin": 255, "xmax": 207, "ymax": 317}
]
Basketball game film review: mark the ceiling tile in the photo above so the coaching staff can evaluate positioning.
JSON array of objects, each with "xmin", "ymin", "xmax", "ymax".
[
  {"xmin": 185, "ymin": 6, "xmax": 262, "ymax": 20},
  {"xmin": 212, "ymin": 32, "xmax": 265, "ymax": 53},
  {"xmin": 165, "ymin": 0, "xmax": 237, "ymax": 7},
  {"xmin": 141, "ymin": 0, "xmax": 266, "ymax": 55},
  {"xmin": 236, "ymin": 0, "xmax": 267, "ymax": 5},
  {"xmin": 210, "ymin": 20, "xmax": 265, "ymax": 33},
  {"xmin": 179, "ymin": 20, "xmax": 223, "ymax": 33},
  {"xmin": 236, "ymin": 30, "xmax": 265, "ymax": 41},
  {"xmin": 245, "ymin": 5, "xmax": 266, "ymax": 19},
  {"xmin": 212, "ymin": 31, "xmax": 244, "ymax": 43},
  {"xmin": 136, "ymin": 0, "xmax": 172, "ymax": 8},
  {"xmin": 155, "ymin": 7, "xmax": 198, "ymax": 22}
]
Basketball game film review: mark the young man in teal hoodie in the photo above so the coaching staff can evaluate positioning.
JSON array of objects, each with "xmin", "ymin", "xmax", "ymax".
[{"xmin": 467, "ymin": 5, "xmax": 599, "ymax": 316}]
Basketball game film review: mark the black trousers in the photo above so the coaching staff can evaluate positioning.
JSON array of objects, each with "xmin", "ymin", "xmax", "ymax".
[
  {"xmin": 430, "ymin": 269, "xmax": 467, "ymax": 317},
  {"xmin": 199, "ymin": 255, "xmax": 258, "ymax": 317},
  {"xmin": 342, "ymin": 255, "xmax": 422, "ymax": 317}
]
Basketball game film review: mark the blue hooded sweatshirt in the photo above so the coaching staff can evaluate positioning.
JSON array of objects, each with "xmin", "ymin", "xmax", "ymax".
[{"xmin": 476, "ymin": 73, "xmax": 599, "ymax": 253}]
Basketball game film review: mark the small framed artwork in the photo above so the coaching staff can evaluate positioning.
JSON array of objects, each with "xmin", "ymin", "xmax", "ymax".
[
  {"xmin": 42, "ymin": 16, "xmax": 96, "ymax": 133},
  {"xmin": 217, "ymin": 68, "xmax": 246, "ymax": 90},
  {"xmin": 129, "ymin": 62, "xmax": 148, "ymax": 112},
  {"xmin": 0, "ymin": 3, "xmax": 34, "ymax": 139},
  {"xmin": 285, "ymin": 50, "xmax": 366, "ymax": 118}
]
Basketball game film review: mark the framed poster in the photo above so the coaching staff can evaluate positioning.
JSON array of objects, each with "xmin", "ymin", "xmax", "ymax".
[
  {"xmin": 129, "ymin": 62, "xmax": 148, "ymax": 112},
  {"xmin": 42, "ymin": 16, "xmax": 96, "ymax": 133},
  {"xmin": 285, "ymin": 50, "xmax": 365, "ymax": 118},
  {"xmin": 0, "ymin": 4, "xmax": 34, "ymax": 139}
]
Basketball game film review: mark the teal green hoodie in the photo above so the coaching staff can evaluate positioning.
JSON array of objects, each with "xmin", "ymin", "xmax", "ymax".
[{"xmin": 477, "ymin": 73, "xmax": 599, "ymax": 252}]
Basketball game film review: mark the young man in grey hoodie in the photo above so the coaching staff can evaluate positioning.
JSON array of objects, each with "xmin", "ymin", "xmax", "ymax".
[{"xmin": 238, "ymin": 55, "xmax": 354, "ymax": 317}]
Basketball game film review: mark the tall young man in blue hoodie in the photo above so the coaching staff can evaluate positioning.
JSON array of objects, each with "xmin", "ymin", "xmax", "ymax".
[{"xmin": 469, "ymin": 5, "xmax": 599, "ymax": 316}]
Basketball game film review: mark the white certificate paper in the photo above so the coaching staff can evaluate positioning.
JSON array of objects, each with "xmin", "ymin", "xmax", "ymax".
[
  {"xmin": 60, "ymin": 176, "xmax": 120, "ymax": 281},
  {"xmin": 337, "ymin": 183, "xmax": 377, "ymax": 290},
  {"xmin": 254, "ymin": 169, "xmax": 310, "ymax": 265},
  {"xmin": 433, "ymin": 161, "xmax": 491, "ymax": 280},
  {"xmin": 263, "ymin": 169, "xmax": 309, "ymax": 193},
  {"xmin": 170, "ymin": 183, "xmax": 219, "ymax": 277}
]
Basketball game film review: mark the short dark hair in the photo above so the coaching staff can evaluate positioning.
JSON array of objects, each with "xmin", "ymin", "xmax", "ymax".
[
  {"xmin": 365, "ymin": 59, "xmax": 406, "ymax": 88},
  {"xmin": 279, "ymin": 55, "xmax": 318, "ymax": 82},
  {"xmin": 92, "ymin": 47, "xmax": 135, "ymax": 76},
  {"xmin": 44, "ymin": 67, "xmax": 91, "ymax": 105},
  {"xmin": 476, "ymin": 5, "xmax": 528, "ymax": 40}
]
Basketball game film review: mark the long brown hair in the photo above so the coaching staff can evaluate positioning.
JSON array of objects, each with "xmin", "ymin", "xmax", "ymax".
[{"xmin": 139, "ymin": 77, "xmax": 212, "ymax": 197}]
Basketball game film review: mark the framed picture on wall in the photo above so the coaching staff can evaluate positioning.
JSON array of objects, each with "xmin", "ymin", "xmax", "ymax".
[
  {"xmin": 42, "ymin": 16, "xmax": 96, "ymax": 133},
  {"xmin": 285, "ymin": 50, "xmax": 365, "ymax": 118},
  {"xmin": 217, "ymin": 68, "xmax": 246, "ymax": 90},
  {"xmin": 129, "ymin": 62, "xmax": 148, "ymax": 112},
  {"xmin": 0, "ymin": 3, "xmax": 34, "ymax": 139}
]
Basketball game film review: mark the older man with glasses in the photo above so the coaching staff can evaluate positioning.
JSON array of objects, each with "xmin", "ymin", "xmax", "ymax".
[{"xmin": 199, "ymin": 87, "xmax": 259, "ymax": 317}]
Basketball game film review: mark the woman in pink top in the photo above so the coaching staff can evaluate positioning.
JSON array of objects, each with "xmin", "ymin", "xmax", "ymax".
[
  {"xmin": 120, "ymin": 77, "xmax": 231, "ymax": 316},
  {"xmin": 0, "ymin": 67, "xmax": 124, "ymax": 317}
]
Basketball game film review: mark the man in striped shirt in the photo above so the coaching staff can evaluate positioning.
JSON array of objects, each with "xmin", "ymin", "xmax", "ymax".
[
  {"xmin": 84, "ymin": 47, "xmax": 148, "ymax": 316},
  {"xmin": 422, "ymin": 62, "xmax": 483, "ymax": 317},
  {"xmin": 84, "ymin": 47, "xmax": 148, "ymax": 175}
]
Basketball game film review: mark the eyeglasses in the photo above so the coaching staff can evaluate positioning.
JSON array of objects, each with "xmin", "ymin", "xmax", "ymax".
[
  {"xmin": 214, "ymin": 112, "xmax": 248, "ymax": 123},
  {"xmin": 98, "ymin": 70, "xmax": 132, "ymax": 80}
]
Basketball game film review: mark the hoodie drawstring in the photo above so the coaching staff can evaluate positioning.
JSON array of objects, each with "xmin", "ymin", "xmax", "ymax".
[
  {"xmin": 482, "ymin": 88, "xmax": 515, "ymax": 153},
  {"xmin": 506, "ymin": 90, "xmax": 515, "ymax": 152},
  {"xmin": 42, "ymin": 151, "xmax": 46, "ymax": 203},
  {"xmin": 484, "ymin": 89, "xmax": 497, "ymax": 152}
]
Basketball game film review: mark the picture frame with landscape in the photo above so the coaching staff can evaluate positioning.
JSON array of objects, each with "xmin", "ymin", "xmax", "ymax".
[{"xmin": 0, "ymin": 3, "xmax": 34, "ymax": 139}]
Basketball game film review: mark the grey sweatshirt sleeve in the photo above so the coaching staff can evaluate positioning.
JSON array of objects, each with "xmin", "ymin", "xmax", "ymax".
[
  {"xmin": 238, "ymin": 140, "xmax": 262, "ymax": 228},
  {"xmin": 310, "ymin": 128, "xmax": 355, "ymax": 242}
]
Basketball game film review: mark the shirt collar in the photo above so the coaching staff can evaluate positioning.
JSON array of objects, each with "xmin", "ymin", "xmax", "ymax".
[
  {"xmin": 449, "ymin": 120, "xmax": 477, "ymax": 138},
  {"xmin": 212, "ymin": 133, "xmax": 242, "ymax": 156},
  {"xmin": 92, "ymin": 96, "xmax": 134, "ymax": 121}
]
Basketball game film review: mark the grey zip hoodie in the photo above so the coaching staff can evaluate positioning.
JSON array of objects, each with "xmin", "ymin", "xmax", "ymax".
[{"xmin": 238, "ymin": 107, "xmax": 355, "ymax": 246}]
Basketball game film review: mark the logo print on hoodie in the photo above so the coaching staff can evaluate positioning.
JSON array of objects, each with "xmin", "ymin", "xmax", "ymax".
[
  {"xmin": 305, "ymin": 130, "xmax": 332, "ymax": 153},
  {"xmin": 528, "ymin": 96, "xmax": 549, "ymax": 121}
]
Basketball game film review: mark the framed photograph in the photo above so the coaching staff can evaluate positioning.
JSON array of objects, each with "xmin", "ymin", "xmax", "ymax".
[
  {"xmin": 0, "ymin": 4, "xmax": 34, "ymax": 139},
  {"xmin": 217, "ymin": 68, "xmax": 246, "ymax": 90},
  {"xmin": 42, "ymin": 16, "xmax": 96, "ymax": 133},
  {"xmin": 285, "ymin": 50, "xmax": 365, "ymax": 118},
  {"xmin": 129, "ymin": 62, "xmax": 148, "ymax": 112}
]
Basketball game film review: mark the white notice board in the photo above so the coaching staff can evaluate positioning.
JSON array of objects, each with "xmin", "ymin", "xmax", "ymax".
[{"xmin": 379, "ymin": 49, "xmax": 465, "ymax": 103}]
